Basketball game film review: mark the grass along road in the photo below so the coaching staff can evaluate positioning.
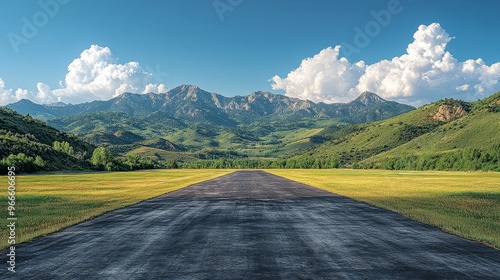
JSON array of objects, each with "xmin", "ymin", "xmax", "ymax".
[
  {"xmin": 268, "ymin": 169, "xmax": 500, "ymax": 248},
  {"xmin": 0, "ymin": 169, "xmax": 232, "ymax": 250},
  {"xmin": 3, "ymin": 170, "xmax": 499, "ymax": 279},
  {"xmin": 2, "ymin": 169, "xmax": 498, "ymax": 250}
]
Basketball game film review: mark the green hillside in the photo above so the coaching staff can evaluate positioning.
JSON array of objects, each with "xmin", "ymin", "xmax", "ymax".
[
  {"xmin": 299, "ymin": 92, "xmax": 500, "ymax": 171},
  {"xmin": 0, "ymin": 107, "xmax": 95, "ymax": 173},
  {"xmin": 294, "ymin": 103, "xmax": 441, "ymax": 164},
  {"xmin": 126, "ymin": 146, "xmax": 197, "ymax": 163},
  {"xmin": 368, "ymin": 107, "xmax": 499, "ymax": 159}
]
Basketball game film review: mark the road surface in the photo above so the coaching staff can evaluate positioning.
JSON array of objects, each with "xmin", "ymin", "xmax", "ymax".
[{"xmin": 2, "ymin": 170, "xmax": 500, "ymax": 279}]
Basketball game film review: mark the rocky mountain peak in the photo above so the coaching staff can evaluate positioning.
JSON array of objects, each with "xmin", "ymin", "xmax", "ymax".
[
  {"xmin": 179, "ymin": 84, "xmax": 200, "ymax": 93},
  {"xmin": 46, "ymin": 101, "xmax": 67, "ymax": 107},
  {"xmin": 354, "ymin": 92, "xmax": 386, "ymax": 106},
  {"xmin": 118, "ymin": 92, "xmax": 133, "ymax": 99},
  {"xmin": 248, "ymin": 91, "xmax": 275, "ymax": 102},
  {"xmin": 170, "ymin": 84, "xmax": 205, "ymax": 99},
  {"xmin": 13, "ymin": 99, "xmax": 36, "ymax": 105}
]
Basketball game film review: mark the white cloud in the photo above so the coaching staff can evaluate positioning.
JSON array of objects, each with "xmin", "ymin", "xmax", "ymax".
[
  {"xmin": 36, "ymin": 82, "xmax": 53, "ymax": 102},
  {"xmin": 0, "ymin": 79, "xmax": 40, "ymax": 105},
  {"xmin": 270, "ymin": 46, "xmax": 365, "ymax": 103},
  {"xmin": 271, "ymin": 23, "xmax": 500, "ymax": 105},
  {"xmin": 51, "ymin": 45, "xmax": 167, "ymax": 103},
  {"xmin": 456, "ymin": 84, "xmax": 470, "ymax": 91},
  {"xmin": 0, "ymin": 45, "xmax": 167, "ymax": 105},
  {"xmin": 0, "ymin": 79, "xmax": 15, "ymax": 105},
  {"xmin": 143, "ymin": 83, "xmax": 168, "ymax": 94}
]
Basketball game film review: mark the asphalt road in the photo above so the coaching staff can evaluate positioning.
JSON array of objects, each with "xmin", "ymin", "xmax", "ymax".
[{"xmin": 2, "ymin": 170, "xmax": 500, "ymax": 279}]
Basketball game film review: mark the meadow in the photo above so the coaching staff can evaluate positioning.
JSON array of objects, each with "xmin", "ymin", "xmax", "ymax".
[
  {"xmin": 269, "ymin": 169, "xmax": 500, "ymax": 248},
  {"xmin": 0, "ymin": 170, "xmax": 232, "ymax": 250}
]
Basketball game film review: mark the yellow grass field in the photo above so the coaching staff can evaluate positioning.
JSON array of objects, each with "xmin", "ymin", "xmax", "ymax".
[
  {"xmin": 268, "ymin": 169, "xmax": 500, "ymax": 249},
  {"xmin": 0, "ymin": 170, "xmax": 232, "ymax": 250}
]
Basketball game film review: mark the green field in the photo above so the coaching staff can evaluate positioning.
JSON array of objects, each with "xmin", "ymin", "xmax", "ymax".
[
  {"xmin": 269, "ymin": 169, "xmax": 500, "ymax": 248},
  {"xmin": 0, "ymin": 170, "xmax": 232, "ymax": 250}
]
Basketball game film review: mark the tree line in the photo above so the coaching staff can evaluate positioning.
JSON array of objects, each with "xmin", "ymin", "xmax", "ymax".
[
  {"xmin": 179, "ymin": 156, "xmax": 340, "ymax": 169},
  {"xmin": 0, "ymin": 142, "xmax": 155, "ymax": 174},
  {"xmin": 370, "ymin": 144, "xmax": 500, "ymax": 172},
  {"xmin": 2, "ymin": 141, "xmax": 499, "ymax": 173}
]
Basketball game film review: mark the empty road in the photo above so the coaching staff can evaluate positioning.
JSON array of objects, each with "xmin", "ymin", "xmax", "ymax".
[{"xmin": 2, "ymin": 171, "xmax": 500, "ymax": 279}]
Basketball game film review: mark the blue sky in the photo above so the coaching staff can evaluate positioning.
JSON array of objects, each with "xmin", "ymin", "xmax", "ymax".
[{"xmin": 1, "ymin": 0, "xmax": 500, "ymax": 105}]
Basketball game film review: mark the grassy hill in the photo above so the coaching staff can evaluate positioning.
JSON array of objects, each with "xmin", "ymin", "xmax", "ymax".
[
  {"xmin": 0, "ymin": 107, "xmax": 95, "ymax": 173},
  {"xmin": 293, "ymin": 103, "xmax": 442, "ymax": 164},
  {"xmin": 368, "ymin": 106, "xmax": 498, "ymax": 158},
  {"xmin": 298, "ymin": 92, "xmax": 500, "ymax": 170},
  {"xmin": 126, "ymin": 146, "xmax": 197, "ymax": 162}
]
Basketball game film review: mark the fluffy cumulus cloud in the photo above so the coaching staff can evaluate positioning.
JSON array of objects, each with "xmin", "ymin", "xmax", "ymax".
[
  {"xmin": 271, "ymin": 23, "xmax": 500, "ymax": 105},
  {"xmin": 0, "ymin": 79, "xmax": 32, "ymax": 105},
  {"xmin": 0, "ymin": 45, "xmax": 167, "ymax": 105},
  {"xmin": 52, "ymin": 45, "xmax": 167, "ymax": 103},
  {"xmin": 0, "ymin": 79, "xmax": 14, "ymax": 105},
  {"xmin": 271, "ymin": 46, "xmax": 366, "ymax": 103}
]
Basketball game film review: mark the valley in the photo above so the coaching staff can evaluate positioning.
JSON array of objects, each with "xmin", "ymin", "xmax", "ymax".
[
  {"xmin": 2, "ymin": 85, "xmax": 499, "ymax": 172},
  {"xmin": 4, "ymin": 85, "xmax": 414, "ymax": 167}
]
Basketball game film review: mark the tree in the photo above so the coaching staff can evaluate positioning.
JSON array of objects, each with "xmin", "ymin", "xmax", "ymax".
[
  {"xmin": 53, "ymin": 141, "xmax": 75, "ymax": 156},
  {"xmin": 91, "ymin": 147, "xmax": 113, "ymax": 170},
  {"xmin": 123, "ymin": 155, "xmax": 155, "ymax": 170},
  {"xmin": 165, "ymin": 160, "xmax": 179, "ymax": 169},
  {"xmin": 1, "ymin": 153, "xmax": 37, "ymax": 173},
  {"xmin": 34, "ymin": 156, "xmax": 46, "ymax": 169},
  {"xmin": 326, "ymin": 157, "xmax": 339, "ymax": 168}
]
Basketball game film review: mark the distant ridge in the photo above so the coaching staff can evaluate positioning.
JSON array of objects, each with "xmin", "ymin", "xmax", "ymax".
[{"xmin": 6, "ymin": 85, "xmax": 414, "ymax": 125}]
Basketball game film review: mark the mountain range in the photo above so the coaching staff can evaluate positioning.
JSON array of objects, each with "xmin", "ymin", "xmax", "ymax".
[
  {"xmin": 7, "ymin": 85, "xmax": 414, "ymax": 125},
  {"xmin": 5, "ymin": 85, "xmax": 414, "ymax": 159},
  {"xmin": 2, "ymin": 85, "xmax": 499, "ymax": 172}
]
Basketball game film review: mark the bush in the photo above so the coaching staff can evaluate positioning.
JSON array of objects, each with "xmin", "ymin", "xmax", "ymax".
[
  {"xmin": 0, "ymin": 153, "xmax": 47, "ymax": 174},
  {"xmin": 377, "ymin": 144, "xmax": 500, "ymax": 172}
]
